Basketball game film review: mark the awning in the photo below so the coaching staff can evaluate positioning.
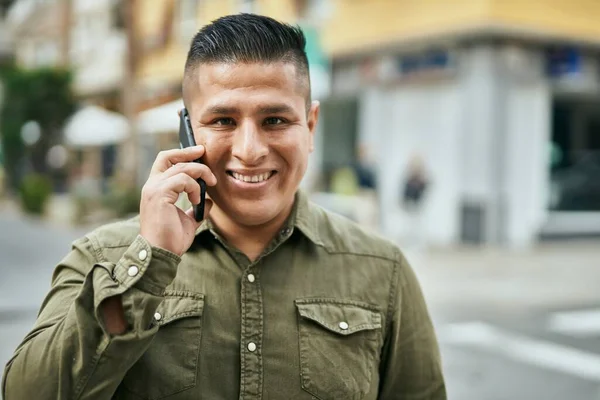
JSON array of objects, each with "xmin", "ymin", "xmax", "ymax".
[
  {"xmin": 137, "ymin": 99, "xmax": 183, "ymax": 135},
  {"xmin": 64, "ymin": 105, "xmax": 129, "ymax": 148}
]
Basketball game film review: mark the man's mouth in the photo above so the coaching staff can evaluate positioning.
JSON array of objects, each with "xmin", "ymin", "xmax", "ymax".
[{"xmin": 227, "ymin": 171, "xmax": 277, "ymax": 183}]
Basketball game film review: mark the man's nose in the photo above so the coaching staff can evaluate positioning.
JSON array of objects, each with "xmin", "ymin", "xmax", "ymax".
[{"xmin": 231, "ymin": 120, "xmax": 268, "ymax": 164}]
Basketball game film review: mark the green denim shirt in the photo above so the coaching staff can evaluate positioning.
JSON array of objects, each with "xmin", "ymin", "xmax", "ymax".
[{"xmin": 2, "ymin": 190, "xmax": 446, "ymax": 400}]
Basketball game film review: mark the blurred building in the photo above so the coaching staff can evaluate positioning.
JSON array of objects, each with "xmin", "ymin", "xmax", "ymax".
[
  {"xmin": 5, "ymin": 0, "xmax": 65, "ymax": 68},
  {"xmin": 5, "ymin": 0, "xmax": 126, "ymax": 102},
  {"xmin": 316, "ymin": 0, "xmax": 600, "ymax": 248},
  {"xmin": 4, "ymin": 0, "xmax": 128, "ymax": 196}
]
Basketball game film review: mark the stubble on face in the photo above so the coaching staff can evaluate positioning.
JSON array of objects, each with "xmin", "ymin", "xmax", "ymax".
[{"xmin": 181, "ymin": 61, "xmax": 319, "ymax": 230}]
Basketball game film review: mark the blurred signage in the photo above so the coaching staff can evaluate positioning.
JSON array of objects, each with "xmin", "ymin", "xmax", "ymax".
[
  {"xmin": 332, "ymin": 48, "xmax": 457, "ymax": 95},
  {"xmin": 396, "ymin": 49, "xmax": 457, "ymax": 81},
  {"xmin": 546, "ymin": 46, "xmax": 600, "ymax": 94},
  {"xmin": 546, "ymin": 47, "xmax": 582, "ymax": 78},
  {"xmin": 399, "ymin": 50, "xmax": 452, "ymax": 74}
]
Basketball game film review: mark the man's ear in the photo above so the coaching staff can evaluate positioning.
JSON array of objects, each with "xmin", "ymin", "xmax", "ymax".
[{"xmin": 307, "ymin": 100, "xmax": 320, "ymax": 153}]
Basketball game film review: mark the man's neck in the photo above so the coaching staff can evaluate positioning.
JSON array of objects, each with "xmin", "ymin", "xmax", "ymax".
[{"xmin": 209, "ymin": 199, "xmax": 295, "ymax": 262}]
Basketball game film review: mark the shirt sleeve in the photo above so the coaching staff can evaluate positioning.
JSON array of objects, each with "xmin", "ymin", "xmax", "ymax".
[
  {"xmin": 378, "ymin": 251, "xmax": 447, "ymax": 399},
  {"xmin": 1, "ymin": 234, "xmax": 181, "ymax": 400}
]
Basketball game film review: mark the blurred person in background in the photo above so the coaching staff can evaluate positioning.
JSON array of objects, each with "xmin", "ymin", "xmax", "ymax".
[
  {"xmin": 2, "ymin": 14, "xmax": 446, "ymax": 400},
  {"xmin": 401, "ymin": 153, "xmax": 430, "ymax": 249},
  {"xmin": 353, "ymin": 143, "xmax": 379, "ymax": 231}
]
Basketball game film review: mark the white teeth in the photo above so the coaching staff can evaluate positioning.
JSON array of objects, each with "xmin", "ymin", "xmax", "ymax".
[{"xmin": 231, "ymin": 172, "xmax": 272, "ymax": 183}]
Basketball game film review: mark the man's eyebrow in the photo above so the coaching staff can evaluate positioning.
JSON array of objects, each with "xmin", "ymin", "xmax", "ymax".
[
  {"xmin": 257, "ymin": 104, "xmax": 295, "ymax": 115},
  {"xmin": 203, "ymin": 105, "xmax": 240, "ymax": 115},
  {"xmin": 201, "ymin": 104, "xmax": 296, "ymax": 116}
]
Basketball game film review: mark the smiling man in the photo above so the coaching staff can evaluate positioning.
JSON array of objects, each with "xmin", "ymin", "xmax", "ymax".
[{"xmin": 2, "ymin": 14, "xmax": 446, "ymax": 400}]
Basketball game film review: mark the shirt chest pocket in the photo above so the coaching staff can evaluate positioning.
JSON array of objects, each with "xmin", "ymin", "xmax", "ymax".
[
  {"xmin": 121, "ymin": 291, "xmax": 205, "ymax": 400},
  {"xmin": 295, "ymin": 299, "xmax": 383, "ymax": 400}
]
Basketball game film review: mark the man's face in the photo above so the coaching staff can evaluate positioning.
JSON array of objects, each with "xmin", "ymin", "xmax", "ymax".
[{"xmin": 185, "ymin": 61, "xmax": 319, "ymax": 227}]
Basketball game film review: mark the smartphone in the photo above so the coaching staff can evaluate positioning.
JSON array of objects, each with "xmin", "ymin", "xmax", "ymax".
[{"xmin": 179, "ymin": 107, "xmax": 206, "ymax": 222}]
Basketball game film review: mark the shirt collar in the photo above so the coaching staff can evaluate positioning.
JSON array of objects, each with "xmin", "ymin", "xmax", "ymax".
[{"xmin": 195, "ymin": 189, "xmax": 323, "ymax": 246}]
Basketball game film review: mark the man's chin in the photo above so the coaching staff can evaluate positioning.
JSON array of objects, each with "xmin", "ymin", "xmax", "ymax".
[
  {"xmin": 210, "ymin": 197, "xmax": 275, "ymax": 224},
  {"xmin": 230, "ymin": 202, "xmax": 282, "ymax": 227}
]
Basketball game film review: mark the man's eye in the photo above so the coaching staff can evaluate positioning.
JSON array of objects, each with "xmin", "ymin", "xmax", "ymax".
[
  {"xmin": 264, "ymin": 117, "xmax": 284, "ymax": 125},
  {"xmin": 213, "ymin": 118, "xmax": 235, "ymax": 126}
]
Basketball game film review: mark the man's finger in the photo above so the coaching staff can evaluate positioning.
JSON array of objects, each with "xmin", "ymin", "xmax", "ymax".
[
  {"xmin": 150, "ymin": 146, "xmax": 206, "ymax": 176},
  {"xmin": 161, "ymin": 173, "xmax": 201, "ymax": 205},
  {"xmin": 160, "ymin": 162, "xmax": 217, "ymax": 186}
]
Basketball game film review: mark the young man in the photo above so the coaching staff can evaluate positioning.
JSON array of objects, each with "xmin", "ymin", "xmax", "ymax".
[{"xmin": 2, "ymin": 14, "xmax": 446, "ymax": 400}]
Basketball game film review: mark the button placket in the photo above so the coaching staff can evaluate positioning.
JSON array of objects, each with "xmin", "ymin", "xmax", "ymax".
[
  {"xmin": 280, "ymin": 227, "xmax": 293, "ymax": 238},
  {"xmin": 240, "ymin": 265, "xmax": 263, "ymax": 398}
]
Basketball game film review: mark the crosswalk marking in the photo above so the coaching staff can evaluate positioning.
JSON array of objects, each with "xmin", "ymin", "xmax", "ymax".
[
  {"xmin": 439, "ymin": 321, "xmax": 600, "ymax": 381},
  {"xmin": 547, "ymin": 308, "xmax": 600, "ymax": 337}
]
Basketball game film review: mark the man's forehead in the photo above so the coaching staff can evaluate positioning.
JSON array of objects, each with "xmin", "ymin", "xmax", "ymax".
[{"xmin": 183, "ymin": 61, "xmax": 309, "ymax": 105}]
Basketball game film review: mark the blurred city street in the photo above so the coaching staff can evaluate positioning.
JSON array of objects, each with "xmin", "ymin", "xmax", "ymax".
[
  {"xmin": 414, "ymin": 241, "xmax": 600, "ymax": 400},
  {"xmin": 2, "ymin": 207, "xmax": 600, "ymax": 400},
  {"xmin": 2, "ymin": 0, "xmax": 600, "ymax": 398}
]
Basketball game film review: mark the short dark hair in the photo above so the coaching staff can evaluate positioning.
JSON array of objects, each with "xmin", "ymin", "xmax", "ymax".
[{"xmin": 183, "ymin": 13, "xmax": 311, "ymax": 106}]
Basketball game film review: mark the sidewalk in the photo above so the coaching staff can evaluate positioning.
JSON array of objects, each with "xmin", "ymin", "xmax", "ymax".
[{"xmin": 408, "ymin": 240, "xmax": 600, "ymax": 313}]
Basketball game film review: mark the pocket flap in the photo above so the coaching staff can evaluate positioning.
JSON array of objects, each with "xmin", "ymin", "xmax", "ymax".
[
  {"xmin": 295, "ymin": 299, "xmax": 381, "ymax": 335},
  {"xmin": 155, "ymin": 290, "xmax": 205, "ymax": 326}
]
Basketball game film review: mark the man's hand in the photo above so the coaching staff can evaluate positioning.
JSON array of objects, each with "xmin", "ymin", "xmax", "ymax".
[{"xmin": 140, "ymin": 146, "xmax": 217, "ymax": 256}]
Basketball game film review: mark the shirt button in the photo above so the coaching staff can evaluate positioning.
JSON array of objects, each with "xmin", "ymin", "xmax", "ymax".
[
  {"xmin": 339, "ymin": 321, "xmax": 349, "ymax": 330},
  {"xmin": 281, "ymin": 227, "xmax": 292, "ymax": 236},
  {"xmin": 138, "ymin": 249, "xmax": 148, "ymax": 261},
  {"xmin": 154, "ymin": 312, "xmax": 162, "ymax": 321},
  {"xmin": 247, "ymin": 273, "xmax": 255, "ymax": 283},
  {"xmin": 127, "ymin": 266, "xmax": 139, "ymax": 277},
  {"xmin": 247, "ymin": 342, "xmax": 257, "ymax": 352}
]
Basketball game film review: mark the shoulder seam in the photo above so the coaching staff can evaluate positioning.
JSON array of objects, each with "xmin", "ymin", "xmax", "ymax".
[{"xmin": 321, "ymin": 249, "xmax": 397, "ymax": 263}]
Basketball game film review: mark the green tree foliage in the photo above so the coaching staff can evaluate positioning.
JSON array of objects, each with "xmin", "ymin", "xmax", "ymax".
[{"xmin": 0, "ymin": 65, "xmax": 76, "ymax": 191}]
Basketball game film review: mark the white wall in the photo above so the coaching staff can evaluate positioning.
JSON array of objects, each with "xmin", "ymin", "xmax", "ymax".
[
  {"xmin": 367, "ymin": 81, "xmax": 462, "ymax": 247},
  {"xmin": 459, "ymin": 46, "xmax": 499, "ymax": 203},
  {"xmin": 457, "ymin": 45, "xmax": 552, "ymax": 247},
  {"xmin": 503, "ymin": 49, "xmax": 551, "ymax": 248}
]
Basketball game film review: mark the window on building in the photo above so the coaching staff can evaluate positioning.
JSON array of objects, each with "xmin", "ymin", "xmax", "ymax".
[
  {"xmin": 34, "ymin": 39, "xmax": 59, "ymax": 67},
  {"xmin": 19, "ymin": 39, "xmax": 36, "ymax": 68},
  {"xmin": 70, "ymin": 14, "xmax": 93, "ymax": 65},
  {"xmin": 111, "ymin": 1, "xmax": 125, "ymax": 30},
  {"xmin": 0, "ymin": 0, "xmax": 17, "ymax": 17}
]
